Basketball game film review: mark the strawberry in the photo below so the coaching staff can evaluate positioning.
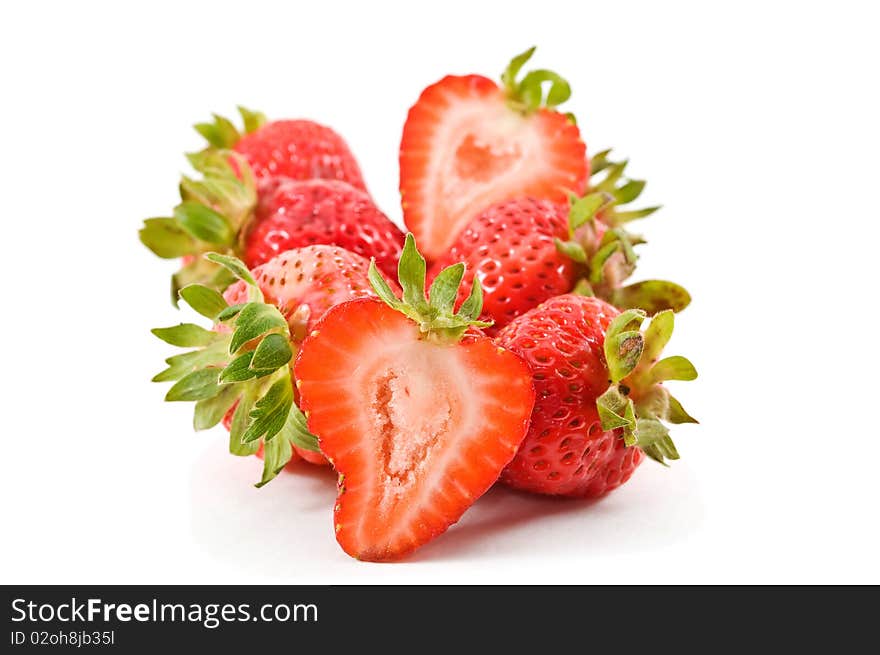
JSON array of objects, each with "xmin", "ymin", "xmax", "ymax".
[
  {"xmin": 139, "ymin": 145, "xmax": 403, "ymax": 299},
  {"xmin": 194, "ymin": 107, "xmax": 367, "ymax": 191},
  {"xmin": 427, "ymin": 160, "xmax": 692, "ymax": 333},
  {"xmin": 399, "ymin": 47, "xmax": 588, "ymax": 261},
  {"xmin": 151, "ymin": 246, "xmax": 399, "ymax": 486},
  {"xmin": 242, "ymin": 178, "xmax": 404, "ymax": 276},
  {"xmin": 495, "ymin": 295, "xmax": 698, "ymax": 497},
  {"xmin": 295, "ymin": 235, "xmax": 535, "ymax": 561},
  {"xmin": 427, "ymin": 197, "xmax": 576, "ymax": 333}
]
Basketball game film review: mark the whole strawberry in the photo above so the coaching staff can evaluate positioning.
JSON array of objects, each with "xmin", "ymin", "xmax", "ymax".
[
  {"xmin": 243, "ymin": 177, "xmax": 404, "ymax": 275},
  {"xmin": 428, "ymin": 180, "xmax": 691, "ymax": 334},
  {"xmin": 151, "ymin": 246, "xmax": 399, "ymax": 486},
  {"xmin": 195, "ymin": 107, "xmax": 367, "ymax": 191},
  {"xmin": 496, "ymin": 295, "xmax": 698, "ymax": 497},
  {"xmin": 428, "ymin": 197, "xmax": 576, "ymax": 333},
  {"xmin": 400, "ymin": 47, "xmax": 587, "ymax": 261},
  {"xmin": 139, "ymin": 145, "xmax": 403, "ymax": 299}
]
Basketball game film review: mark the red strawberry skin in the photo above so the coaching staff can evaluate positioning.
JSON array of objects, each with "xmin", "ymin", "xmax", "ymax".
[
  {"xmin": 234, "ymin": 119, "xmax": 367, "ymax": 192},
  {"xmin": 223, "ymin": 244, "xmax": 394, "ymax": 337},
  {"xmin": 400, "ymin": 75, "xmax": 587, "ymax": 261},
  {"xmin": 495, "ymin": 295, "xmax": 644, "ymax": 497},
  {"xmin": 428, "ymin": 197, "xmax": 578, "ymax": 333},
  {"xmin": 295, "ymin": 298, "xmax": 535, "ymax": 561},
  {"xmin": 222, "ymin": 246, "xmax": 400, "ymax": 468},
  {"xmin": 242, "ymin": 178, "xmax": 404, "ymax": 279}
]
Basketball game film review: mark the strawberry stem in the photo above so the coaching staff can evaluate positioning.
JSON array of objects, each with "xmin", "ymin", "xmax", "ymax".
[
  {"xmin": 368, "ymin": 234, "xmax": 492, "ymax": 342},
  {"xmin": 596, "ymin": 310, "xmax": 698, "ymax": 464}
]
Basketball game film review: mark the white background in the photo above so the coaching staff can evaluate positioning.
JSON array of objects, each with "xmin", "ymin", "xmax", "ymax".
[{"xmin": 1, "ymin": 0, "xmax": 877, "ymax": 584}]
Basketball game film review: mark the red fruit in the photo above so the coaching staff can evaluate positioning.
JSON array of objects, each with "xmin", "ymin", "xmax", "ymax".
[
  {"xmin": 139, "ymin": 108, "xmax": 391, "ymax": 298},
  {"xmin": 223, "ymin": 245, "xmax": 399, "ymax": 470},
  {"xmin": 223, "ymin": 245, "xmax": 389, "ymax": 340},
  {"xmin": 195, "ymin": 108, "xmax": 367, "ymax": 191},
  {"xmin": 400, "ymin": 48, "xmax": 587, "ymax": 260},
  {"xmin": 295, "ymin": 236, "xmax": 535, "ymax": 560},
  {"xmin": 426, "ymin": 165, "xmax": 696, "ymax": 333},
  {"xmin": 428, "ymin": 197, "xmax": 577, "ymax": 333},
  {"xmin": 242, "ymin": 178, "xmax": 404, "ymax": 279},
  {"xmin": 234, "ymin": 120, "xmax": 366, "ymax": 191},
  {"xmin": 496, "ymin": 295, "xmax": 698, "ymax": 497},
  {"xmin": 153, "ymin": 246, "xmax": 399, "ymax": 486}
]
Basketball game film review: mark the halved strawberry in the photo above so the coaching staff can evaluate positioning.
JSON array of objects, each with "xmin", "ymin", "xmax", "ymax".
[
  {"xmin": 295, "ymin": 235, "xmax": 535, "ymax": 561},
  {"xmin": 400, "ymin": 47, "xmax": 588, "ymax": 261}
]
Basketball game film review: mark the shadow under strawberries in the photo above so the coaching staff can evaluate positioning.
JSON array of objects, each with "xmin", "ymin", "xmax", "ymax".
[{"xmin": 189, "ymin": 435, "xmax": 704, "ymax": 573}]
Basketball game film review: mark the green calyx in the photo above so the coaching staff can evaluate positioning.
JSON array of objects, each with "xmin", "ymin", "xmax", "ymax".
[
  {"xmin": 555, "ymin": 149, "xmax": 691, "ymax": 314},
  {"xmin": 501, "ymin": 46, "xmax": 572, "ymax": 115},
  {"xmin": 151, "ymin": 252, "xmax": 318, "ymax": 488},
  {"xmin": 596, "ymin": 309, "xmax": 698, "ymax": 465},
  {"xmin": 369, "ymin": 234, "xmax": 492, "ymax": 342},
  {"xmin": 139, "ymin": 107, "xmax": 267, "ymax": 303},
  {"xmin": 193, "ymin": 106, "xmax": 267, "ymax": 149}
]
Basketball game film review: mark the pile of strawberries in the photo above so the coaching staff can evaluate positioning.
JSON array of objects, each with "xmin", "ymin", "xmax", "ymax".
[{"xmin": 142, "ymin": 48, "xmax": 698, "ymax": 562}]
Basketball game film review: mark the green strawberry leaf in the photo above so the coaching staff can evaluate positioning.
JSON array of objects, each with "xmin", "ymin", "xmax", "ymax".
[
  {"xmin": 594, "ymin": 308, "xmax": 698, "ymax": 465},
  {"xmin": 597, "ymin": 385, "xmax": 638, "ymax": 446},
  {"xmin": 139, "ymin": 217, "xmax": 196, "ymax": 258},
  {"xmin": 612, "ymin": 280, "xmax": 692, "ymax": 315},
  {"xmin": 554, "ymin": 238, "xmax": 588, "ymax": 264},
  {"xmin": 640, "ymin": 310, "xmax": 674, "ymax": 364},
  {"xmin": 205, "ymin": 252, "xmax": 259, "ymax": 288},
  {"xmin": 194, "ymin": 113, "xmax": 240, "ymax": 148},
  {"xmin": 428, "ymin": 263, "xmax": 465, "ymax": 315},
  {"xmin": 284, "ymin": 404, "xmax": 319, "ymax": 452},
  {"xmin": 456, "ymin": 276, "xmax": 486, "ymax": 322},
  {"xmin": 590, "ymin": 149, "xmax": 612, "ymax": 174},
  {"xmin": 152, "ymin": 343, "xmax": 228, "ymax": 382},
  {"xmin": 603, "ymin": 309, "xmax": 646, "ymax": 383},
  {"xmin": 636, "ymin": 418, "xmax": 679, "ymax": 465},
  {"xmin": 667, "ymin": 395, "xmax": 699, "ymax": 424},
  {"xmin": 151, "ymin": 323, "xmax": 219, "ymax": 347},
  {"xmin": 238, "ymin": 106, "xmax": 267, "ymax": 134},
  {"xmin": 502, "ymin": 47, "xmax": 573, "ymax": 114},
  {"xmin": 398, "ymin": 233, "xmax": 430, "ymax": 314},
  {"xmin": 613, "ymin": 179, "xmax": 646, "ymax": 204},
  {"xmin": 613, "ymin": 206, "xmax": 661, "ymax": 223},
  {"xmin": 501, "ymin": 46, "xmax": 536, "ymax": 95},
  {"xmin": 250, "ymin": 333, "xmax": 292, "ymax": 373},
  {"xmin": 568, "ymin": 192, "xmax": 606, "ymax": 231},
  {"xmin": 519, "ymin": 69, "xmax": 571, "ymax": 110},
  {"xmin": 194, "ymin": 384, "xmax": 241, "ymax": 431},
  {"xmin": 220, "ymin": 351, "xmax": 257, "ymax": 383},
  {"xmin": 256, "ymin": 429, "xmax": 294, "ymax": 488},
  {"xmin": 229, "ymin": 390, "xmax": 260, "ymax": 456},
  {"xmin": 179, "ymin": 284, "xmax": 228, "ymax": 320},
  {"xmin": 255, "ymin": 394, "xmax": 319, "ymax": 488},
  {"xmin": 217, "ymin": 303, "xmax": 246, "ymax": 322},
  {"xmin": 165, "ymin": 368, "xmax": 222, "ymax": 402},
  {"xmin": 229, "ymin": 303, "xmax": 288, "ymax": 354},
  {"xmin": 597, "ymin": 385, "xmax": 633, "ymax": 430},
  {"xmin": 368, "ymin": 259, "xmax": 404, "ymax": 310},
  {"xmin": 242, "ymin": 376, "xmax": 293, "ymax": 444},
  {"xmin": 370, "ymin": 233, "xmax": 490, "ymax": 340},
  {"xmin": 174, "ymin": 202, "xmax": 234, "ymax": 246},
  {"xmin": 650, "ymin": 355, "xmax": 698, "ymax": 383}
]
